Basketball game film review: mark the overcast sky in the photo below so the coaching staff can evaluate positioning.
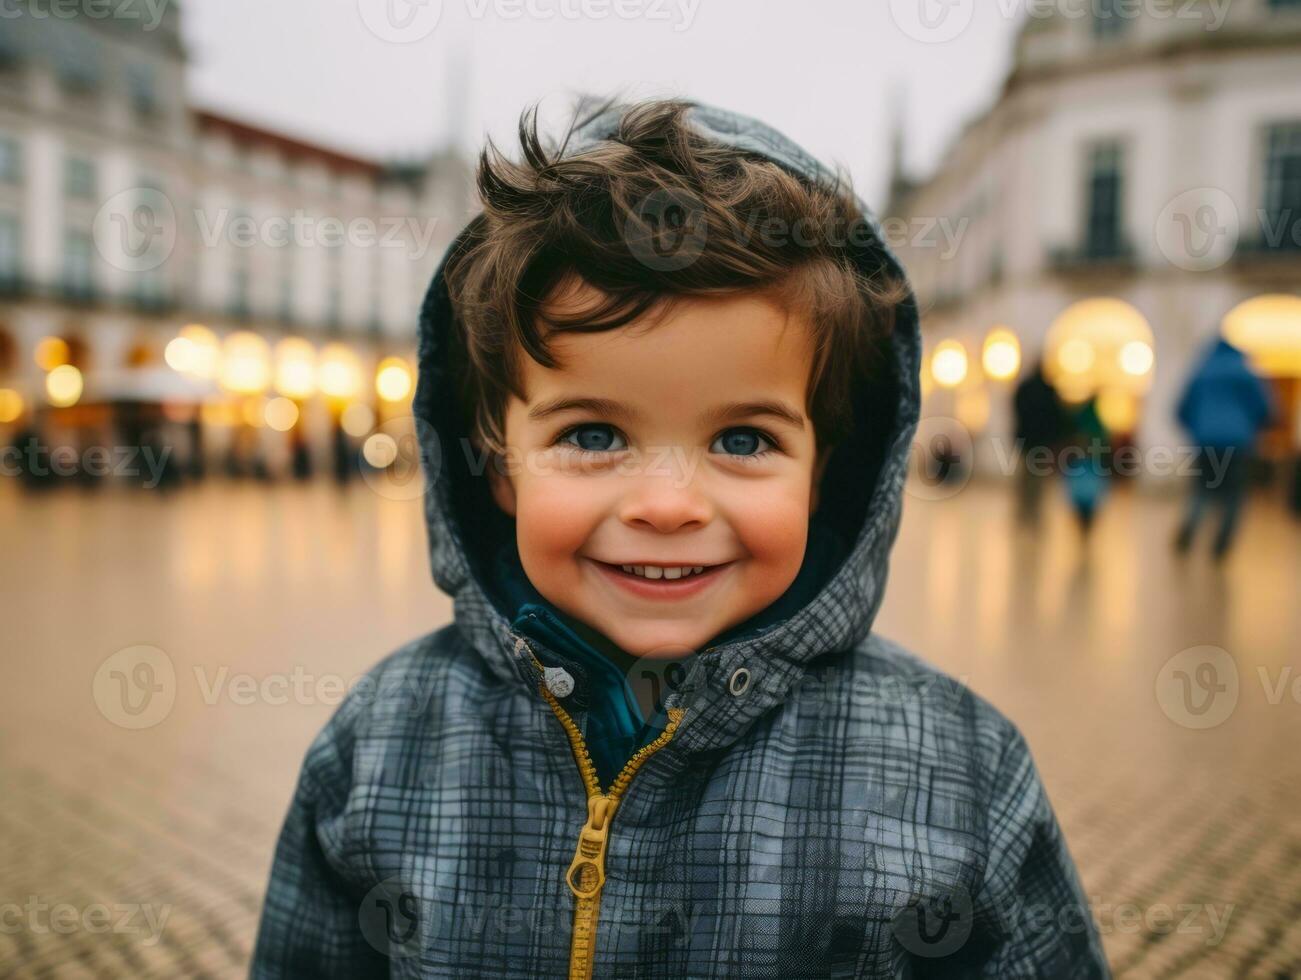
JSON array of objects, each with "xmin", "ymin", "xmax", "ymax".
[{"xmin": 182, "ymin": 0, "xmax": 1025, "ymax": 210}]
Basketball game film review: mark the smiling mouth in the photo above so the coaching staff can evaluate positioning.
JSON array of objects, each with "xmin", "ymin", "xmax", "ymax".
[
  {"xmin": 588, "ymin": 559, "xmax": 732, "ymax": 598},
  {"xmin": 615, "ymin": 563, "xmax": 708, "ymax": 580}
]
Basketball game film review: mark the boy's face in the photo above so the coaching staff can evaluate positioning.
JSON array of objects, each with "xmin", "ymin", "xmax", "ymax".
[{"xmin": 489, "ymin": 279, "xmax": 824, "ymax": 660}]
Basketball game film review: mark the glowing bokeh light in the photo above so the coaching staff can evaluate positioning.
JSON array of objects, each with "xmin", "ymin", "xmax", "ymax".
[
  {"xmin": 318, "ymin": 344, "xmax": 362, "ymax": 400},
  {"xmin": 362, "ymin": 432, "xmax": 399, "ymax": 468},
  {"xmin": 221, "ymin": 332, "xmax": 271, "ymax": 394},
  {"xmin": 179, "ymin": 325, "xmax": 221, "ymax": 379},
  {"xmin": 264, "ymin": 396, "xmax": 300, "ymax": 432},
  {"xmin": 46, "ymin": 365, "xmax": 83, "ymax": 407},
  {"xmin": 982, "ymin": 328, "xmax": 1021, "ymax": 381},
  {"xmin": 274, "ymin": 338, "xmax": 317, "ymax": 399},
  {"xmin": 0, "ymin": 388, "xmax": 24, "ymax": 423},
  {"xmin": 35, "ymin": 337, "xmax": 71, "ymax": 372},
  {"xmin": 340, "ymin": 402, "xmax": 376, "ymax": 437},
  {"xmin": 1119, "ymin": 340, "xmax": 1154, "ymax": 377},
  {"xmin": 931, "ymin": 340, "xmax": 969, "ymax": 389},
  {"xmin": 1058, "ymin": 338, "xmax": 1096, "ymax": 375},
  {"xmin": 164, "ymin": 336, "xmax": 196, "ymax": 372},
  {"xmin": 376, "ymin": 357, "xmax": 414, "ymax": 403}
]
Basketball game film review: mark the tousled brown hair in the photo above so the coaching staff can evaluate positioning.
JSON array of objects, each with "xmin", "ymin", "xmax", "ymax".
[{"xmin": 444, "ymin": 97, "xmax": 909, "ymax": 453}]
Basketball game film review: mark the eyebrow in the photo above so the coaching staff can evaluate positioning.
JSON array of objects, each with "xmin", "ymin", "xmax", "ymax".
[
  {"xmin": 528, "ymin": 396, "xmax": 639, "ymax": 423},
  {"xmin": 703, "ymin": 399, "xmax": 807, "ymax": 430},
  {"xmin": 527, "ymin": 395, "xmax": 806, "ymax": 430}
]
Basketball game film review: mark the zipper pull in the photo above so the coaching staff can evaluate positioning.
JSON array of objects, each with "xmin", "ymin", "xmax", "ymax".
[{"xmin": 565, "ymin": 794, "xmax": 614, "ymax": 899}]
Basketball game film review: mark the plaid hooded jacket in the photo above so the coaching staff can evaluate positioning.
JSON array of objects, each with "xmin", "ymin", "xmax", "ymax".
[{"xmin": 251, "ymin": 103, "xmax": 1110, "ymax": 979}]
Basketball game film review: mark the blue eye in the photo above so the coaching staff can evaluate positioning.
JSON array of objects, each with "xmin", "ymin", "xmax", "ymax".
[
  {"xmin": 711, "ymin": 428, "xmax": 771, "ymax": 457},
  {"xmin": 561, "ymin": 424, "xmax": 626, "ymax": 453}
]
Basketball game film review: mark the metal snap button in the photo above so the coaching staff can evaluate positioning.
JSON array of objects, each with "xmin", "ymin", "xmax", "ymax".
[
  {"xmin": 727, "ymin": 667, "xmax": 751, "ymax": 697},
  {"xmin": 543, "ymin": 667, "xmax": 575, "ymax": 698}
]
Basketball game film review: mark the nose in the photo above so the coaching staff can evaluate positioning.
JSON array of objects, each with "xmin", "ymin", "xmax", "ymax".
[{"xmin": 617, "ymin": 472, "xmax": 714, "ymax": 534}]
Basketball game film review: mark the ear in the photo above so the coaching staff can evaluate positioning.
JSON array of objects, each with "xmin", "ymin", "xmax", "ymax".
[
  {"xmin": 487, "ymin": 455, "xmax": 517, "ymax": 517},
  {"xmin": 809, "ymin": 446, "xmax": 832, "ymax": 514}
]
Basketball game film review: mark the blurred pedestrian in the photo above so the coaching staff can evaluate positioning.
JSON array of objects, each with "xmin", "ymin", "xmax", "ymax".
[
  {"xmin": 1013, "ymin": 359, "xmax": 1071, "ymax": 526},
  {"xmin": 1061, "ymin": 396, "xmax": 1109, "ymax": 534},
  {"xmin": 1174, "ymin": 336, "xmax": 1275, "ymax": 559}
]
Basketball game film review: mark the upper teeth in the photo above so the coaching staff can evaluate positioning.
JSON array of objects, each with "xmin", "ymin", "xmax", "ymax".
[{"xmin": 621, "ymin": 565, "xmax": 706, "ymax": 580}]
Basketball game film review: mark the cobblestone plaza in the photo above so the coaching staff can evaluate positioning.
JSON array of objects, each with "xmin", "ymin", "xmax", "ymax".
[{"xmin": 1, "ymin": 479, "xmax": 1298, "ymax": 978}]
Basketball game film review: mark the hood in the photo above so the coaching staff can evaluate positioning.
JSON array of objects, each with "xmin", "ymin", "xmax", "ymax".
[{"xmin": 411, "ymin": 101, "xmax": 922, "ymax": 755}]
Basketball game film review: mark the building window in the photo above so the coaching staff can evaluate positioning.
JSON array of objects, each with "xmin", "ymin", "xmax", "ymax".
[
  {"xmin": 275, "ymin": 236, "xmax": 296, "ymax": 323},
  {"xmin": 0, "ymin": 135, "xmax": 21, "ymax": 184},
  {"xmin": 62, "ymin": 229, "xmax": 95, "ymax": 298},
  {"xmin": 1262, "ymin": 121, "xmax": 1301, "ymax": 250},
  {"xmin": 64, "ymin": 155, "xmax": 97, "ymax": 200},
  {"xmin": 227, "ymin": 207, "xmax": 253, "ymax": 318},
  {"xmin": 988, "ymin": 246, "xmax": 1004, "ymax": 286},
  {"xmin": 229, "ymin": 266, "xmax": 251, "ymax": 319},
  {"xmin": 130, "ymin": 179, "xmax": 170, "ymax": 308},
  {"xmin": 127, "ymin": 63, "xmax": 158, "ymax": 118},
  {"xmin": 0, "ymin": 213, "xmax": 21, "ymax": 283},
  {"xmin": 1092, "ymin": 0, "xmax": 1130, "ymax": 39},
  {"xmin": 1084, "ymin": 140, "xmax": 1126, "ymax": 257},
  {"xmin": 56, "ymin": 36, "xmax": 102, "ymax": 94},
  {"xmin": 325, "ymin": 286, "xmax": 342, "ymax": 331},
  {"xmin": 277, "ymin": 275, "xmax": 295, "ymax": 324},
  {"xmin": 368, "ymin": 252, "xmax": 384, "ymax": 334},
  {"xmin": 325, "ymin": 245, "xmax": 343, "ymax": 331}
]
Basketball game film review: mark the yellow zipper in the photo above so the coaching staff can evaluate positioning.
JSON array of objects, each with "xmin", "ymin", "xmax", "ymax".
[{"xmin": 532, "ymin": 656, "xmax": 685, "ymax": 980}]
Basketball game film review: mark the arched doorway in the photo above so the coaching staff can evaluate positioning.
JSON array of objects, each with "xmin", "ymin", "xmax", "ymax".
[
  {"xmin": 0, "ymin": 326, "xmax": 15, "ymax": 377},
  {"xmin": 35, "ymin": 333, "xmax": 91, "ymax": 372},
  {"xmin": 0, "ymin": 326, "xmax": 20, "ymax": 425},
  {"xmin": 1222, "ymin": 294, "xmax": 1301, "ymax": 466},
  {"xmin": 125, "ymin": 339, "xmax": 159, "ymax": 368},
  {"xmin": 1044, "ymin": 297, "xmax": 1155, "ymax": 435}
]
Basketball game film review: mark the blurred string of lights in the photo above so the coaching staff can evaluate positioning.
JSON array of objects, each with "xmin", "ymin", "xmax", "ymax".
[
  {"xmin": 162, "ymin": 327, "xmax": 413, "ymax": 432},
  {"xmin": 6, "ymin": 325, "xmax": 419, "ymax": 471},
  {"xmin": 5, "ymin": 294, "xmax": 1298, "ymax": 449}
]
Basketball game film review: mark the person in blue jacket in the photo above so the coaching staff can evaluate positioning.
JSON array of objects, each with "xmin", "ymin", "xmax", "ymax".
[{"xmin": 1174, "ymin": 337, "xmax": 1275, "ymax": 558}]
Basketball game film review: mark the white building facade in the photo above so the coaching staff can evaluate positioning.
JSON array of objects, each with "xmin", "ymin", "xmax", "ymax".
[
  {"xmin": 0, "ymin": 3, "xmax": 471, "ymax": 471},
  {"xmin": 886, "ymin": 0, "xmax": 1301, "ymax": 484}
]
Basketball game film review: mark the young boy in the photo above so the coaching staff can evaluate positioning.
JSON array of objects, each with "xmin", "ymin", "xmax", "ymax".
[{"xmin": 251, "ymin": 99, "xmax": 1109, "ymax": 978}]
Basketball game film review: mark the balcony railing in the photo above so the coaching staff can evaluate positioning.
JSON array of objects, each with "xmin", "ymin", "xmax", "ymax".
[
  {"xmin": 1047, "ymin": 236, "xmax": 1137, "ymax": 273},
  {"xmin": 57, "ymin": 280, "xmax": 99, "ymax": 306}
]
